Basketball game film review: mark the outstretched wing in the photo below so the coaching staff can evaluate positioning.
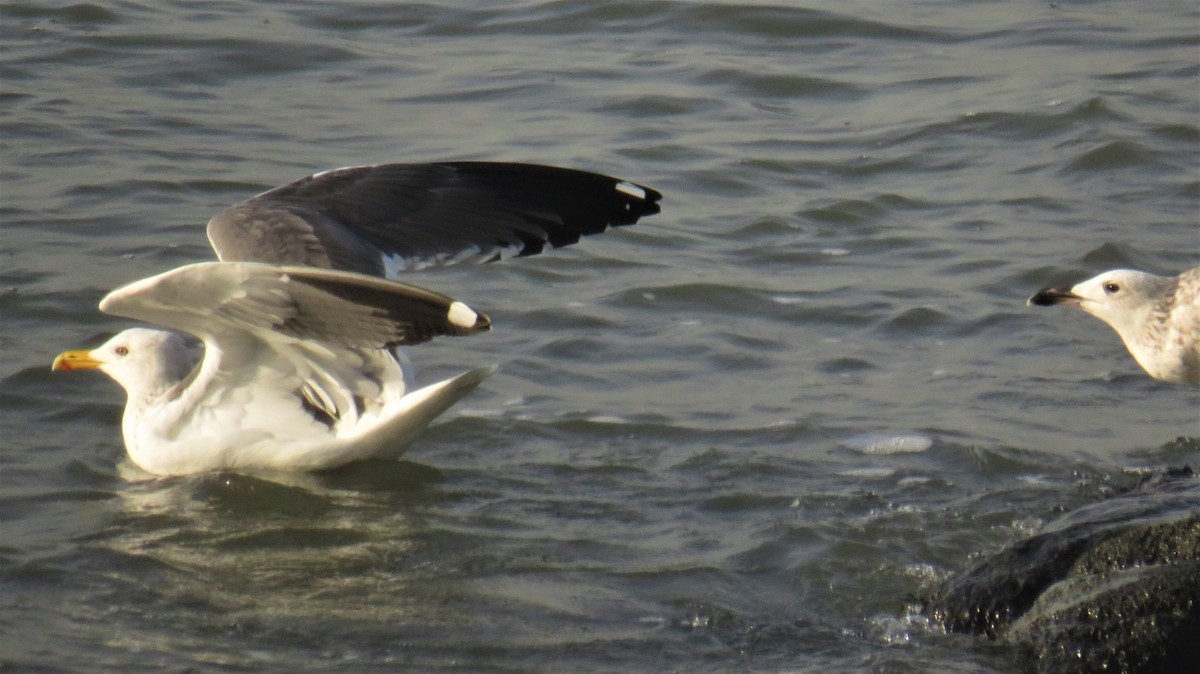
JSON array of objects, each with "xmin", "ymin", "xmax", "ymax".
[
  {"xmin": 99, "ymin": 261, "xmax": 490, "ymax": 348},
  {"xmin": 98, "ymin": 261, "xmax": 491, "ymax": 422},
  {"xmin": 206, "ymin": 162, "xmax": 662, "ymax": 276}
]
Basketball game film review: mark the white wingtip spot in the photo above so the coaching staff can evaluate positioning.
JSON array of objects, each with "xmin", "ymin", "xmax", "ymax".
[
  {"xmin": 448, "ymin": 301, "xmax": 479, "ymax": 328},
  {"xmin": 310, "ymin": 165, "xmax": 358, "ymax": 180},
  {"xmin": 615, "ymin": 181, "xmax": 647, "ymax": 201}
]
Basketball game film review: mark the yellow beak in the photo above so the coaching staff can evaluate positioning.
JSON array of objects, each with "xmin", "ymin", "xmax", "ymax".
[{"xmin": 52, "ymin": 349, "xmax": 103, "ymax": 372}]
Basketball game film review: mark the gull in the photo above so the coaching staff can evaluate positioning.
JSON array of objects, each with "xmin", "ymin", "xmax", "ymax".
[
  {"xmin": 53, "ymin": 163, "xmax": 662, "ymax": 474},
  {"xmin": 1028, "ymin": 267, "xmax": 1200, "ymax": 384},
  {"xmin": 53, "ymin": 262, "xmax": 492, "ymax": 475}
]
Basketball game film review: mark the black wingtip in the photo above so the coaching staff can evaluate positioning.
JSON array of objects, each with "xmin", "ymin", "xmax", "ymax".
[
  {"xmin": 280, "ymin": 267, "xmax": 492, "ymax": 346},
  {"xmin": 446, "ymin": 299, "xmax": 492, "ymax": 335},
  {"xmin": 616, "ymin": 180, "xmax": 663, "ymax": 220}
]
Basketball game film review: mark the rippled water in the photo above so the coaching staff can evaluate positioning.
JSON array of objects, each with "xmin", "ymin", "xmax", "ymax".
[{"xmin": 2, "ymin": 2, "xmax": 1198, "ymax": 672}]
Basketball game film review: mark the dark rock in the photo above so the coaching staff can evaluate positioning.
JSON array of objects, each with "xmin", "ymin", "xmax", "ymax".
[{"xmin": 924, "ymin": 469, "xmax": 1200, "ymax": 673}]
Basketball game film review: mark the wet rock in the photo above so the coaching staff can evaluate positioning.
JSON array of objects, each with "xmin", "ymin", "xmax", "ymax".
[{"xmin": 924, "ymin": 468, "xmax": 1200, "ymax": 673}]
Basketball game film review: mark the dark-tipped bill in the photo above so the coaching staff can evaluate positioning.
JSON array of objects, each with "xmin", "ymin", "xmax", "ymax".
[{"xmin": 1028, "ymin": 286, "xmax": 1082, "ymax": 307}]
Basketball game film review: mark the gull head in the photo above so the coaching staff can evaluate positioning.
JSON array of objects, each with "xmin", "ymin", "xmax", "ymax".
[
  {"xmin": 1028, "ymin": 269, "xmax": 1172, "ymax": 332},
  {"xmin": 1027, "ymin": 268, "xmax": 1189, "ymax": 383},
  {"xmin": 53, "ymin": 328, "xmax": 197, "ymax": 397}
]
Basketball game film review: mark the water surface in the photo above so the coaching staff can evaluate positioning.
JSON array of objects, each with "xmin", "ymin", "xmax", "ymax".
[{"xmin": 2, "ymin": 1, "xmax": 1198, "ymax": 672}]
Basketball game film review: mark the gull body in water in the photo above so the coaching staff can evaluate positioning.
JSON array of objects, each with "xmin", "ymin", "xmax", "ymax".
[
  {"xmin": 54, "ymin": 263, "xmax": 493, "ymax": 475},
  {"xmin": 53, "ymin": 163, "xmax": 663, "ymax": 474}
]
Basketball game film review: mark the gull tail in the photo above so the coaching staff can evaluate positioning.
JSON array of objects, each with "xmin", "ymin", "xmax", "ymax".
[{"xmin": 347, "ymin": 365, "xmax": 497, "ymax": 463}]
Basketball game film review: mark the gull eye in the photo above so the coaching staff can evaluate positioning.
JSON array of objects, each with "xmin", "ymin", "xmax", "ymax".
[
  {"xmin": 1102, "ymin": 282, "xmax": 1120, "ymax": 295},
  {"xmin": 115, "ymin": 346, "xmax": 129, "ymax": 356}
]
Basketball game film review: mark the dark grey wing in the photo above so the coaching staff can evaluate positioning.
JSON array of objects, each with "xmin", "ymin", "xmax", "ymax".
[
  {"xmin": 206, "ymin": 162, "xmax": 662, "ymax": 277},
  {"xmin": 278, "ymin": 265, "xmax": 491, "ymax": 346}
]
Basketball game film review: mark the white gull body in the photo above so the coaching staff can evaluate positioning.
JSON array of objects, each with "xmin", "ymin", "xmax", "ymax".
[{"xmin": 54, "ymin": 262, "xmax": 493, "ymax": 475}]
